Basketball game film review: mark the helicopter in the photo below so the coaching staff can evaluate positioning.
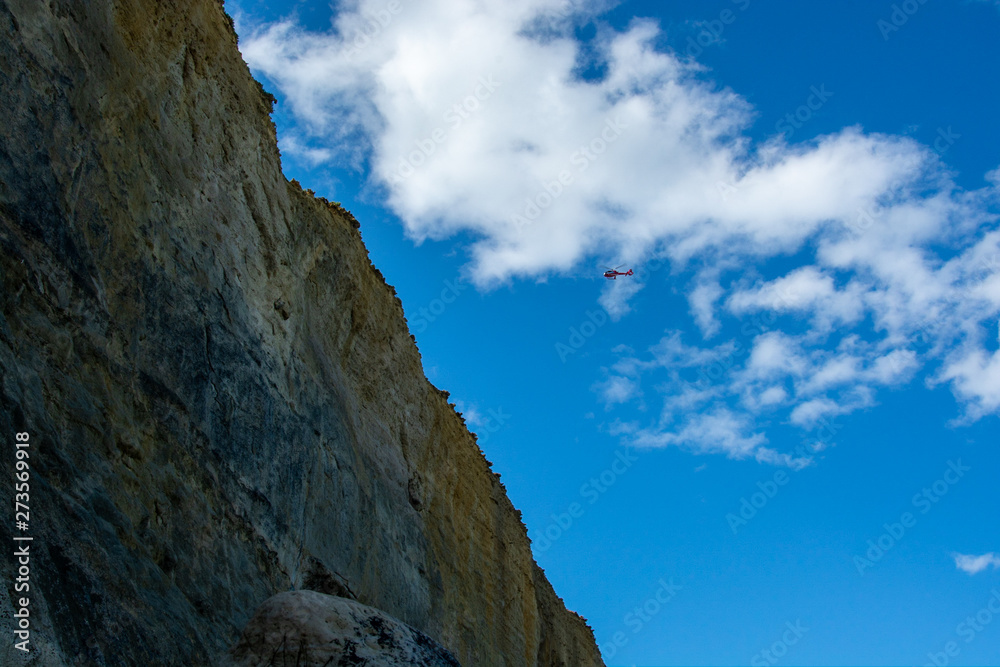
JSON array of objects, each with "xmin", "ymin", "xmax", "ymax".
[{"xmin": 603, "ymin": 265, "xmax": 634, "ymax": 280}]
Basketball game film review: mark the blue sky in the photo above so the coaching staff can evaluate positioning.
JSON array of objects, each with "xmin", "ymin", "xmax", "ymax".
[{"xmin": 226, "ymin": 0, "xmax": 1000, "ymax": 664}]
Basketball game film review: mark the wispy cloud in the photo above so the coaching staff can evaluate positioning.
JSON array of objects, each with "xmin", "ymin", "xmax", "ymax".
[
  {"xmin": 953, "ymin": 552, "xmax": 1000, "ymax": 575},
  {"xmin": 594, "ymin": 375, "xmax": 640, "ymax": 408}
]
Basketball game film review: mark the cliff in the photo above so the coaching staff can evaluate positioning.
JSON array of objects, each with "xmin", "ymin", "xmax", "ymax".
[{"xmin": 0, "ymin": 0, "xmax": 604, "ymax": 664}]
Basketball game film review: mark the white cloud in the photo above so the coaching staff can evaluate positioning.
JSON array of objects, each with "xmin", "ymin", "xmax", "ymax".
[
  {"xmin": 727, "ymin": 267, "xmax": 866, "ymax": 332},
  {"xmin": 610, "ymin": 328, "xmax": 920, "ymax": 462},
  {"xmin": 754, "ymin": 446, "xmax": 813, "ymax": 470},
  {"xmin": 758, "ymin": 385, "xmax": 788, "ymax": 406},
  {"xmin": 787, "ymin": 398, "xmax": 835, "ymax": 427},
  {"xmin": 238, "ymin": 1, "xmax": 929, "ymax": 284},
  {"xmin": 599, "ymin": 275, "xmax": 644, "ymax": 321},
  {"xmin": 453, "ymin": 400, "xmax": 483, "ymax": 429},
  {"xmin": 788, "ymin": 396, "xmax": 858, "ymax": 428},
  {"xmin": 936, "ymin": 347, "xmax": 1000, "ymax": 421},
  {"xmin": 595, "ymin": 375, "xmax": 639, "ymax": 407},
  {"xmin": 632, "ymin": 408, "xmax": 766, "ymax": 460},
  {"xmin": 745, "ymin": 332, "xmax": 807, "ymax": 380},
  {"xmin": 729, "ymin": 267, "xmax": 835, "ymax": 312},
  {"xmin": 689, "ymin": 276, "xmax": 724, "ymax": 338},
  {"xmin": 798, "ymin": 355, "xmax": 862, "ymax": 395},
  {"xmin": 647, "ymin": 330, "xmax": 739, "ymax": 370},
  {"xmin": 953, "ymin": 552, "xmax": 1000, "ymax": 575},
  {"xmin": 277, "ymin": 132, "xmax": 335, "ymax": 165},
  {"xmin": 869, "ymin": 349, "xmax": 919, "ymax": 385},
  {"xmin": 236, "ymin": 0, "xmax": 1000, "ymax": 455},
  {"xmin": 662, "ymin": 382, "xmax": 722, "ymax": 415}
]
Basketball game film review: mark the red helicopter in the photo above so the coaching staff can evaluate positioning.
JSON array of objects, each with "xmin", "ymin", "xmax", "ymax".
[{"xmin": 603, "ymin": 265, "xmax": 633, "ymax": 280}]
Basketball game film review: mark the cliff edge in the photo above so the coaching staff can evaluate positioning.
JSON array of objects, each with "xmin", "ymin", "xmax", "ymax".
[{"xmin": 0, "ymin": 0, "xmax": 604, "ymax": 664}]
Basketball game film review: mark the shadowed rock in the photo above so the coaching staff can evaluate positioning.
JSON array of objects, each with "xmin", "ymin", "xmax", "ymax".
[{"xmin": 227, "ymin": 591, "xmax": 461, "ymax": 667}]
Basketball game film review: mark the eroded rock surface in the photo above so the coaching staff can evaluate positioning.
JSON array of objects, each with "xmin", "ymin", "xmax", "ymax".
[
  {"xmin": 0, "ymin": 0, "xmax": 604, "ymax": 665},
  {"xmin": 226, "ymin": 590, "xmax": 461, "ymax": 667}
]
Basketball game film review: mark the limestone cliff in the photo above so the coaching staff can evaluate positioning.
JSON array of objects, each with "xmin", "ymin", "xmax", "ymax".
[{"xmin": 0, "ymin": 0, "xmax": 604, "ymax": 665}]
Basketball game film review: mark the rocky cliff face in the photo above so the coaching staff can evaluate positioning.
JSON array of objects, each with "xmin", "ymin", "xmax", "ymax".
[
  {"xmin": 0, "ymin": 0, "xmax": 604, "ymax": 665},
  {"xmin": 226, "ymin": 591, "xmax": 463, "ymax": 666}
]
